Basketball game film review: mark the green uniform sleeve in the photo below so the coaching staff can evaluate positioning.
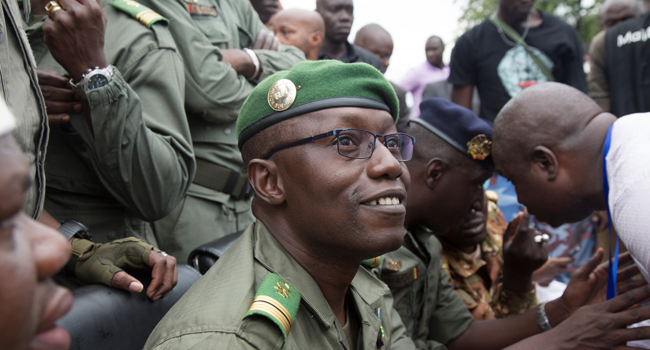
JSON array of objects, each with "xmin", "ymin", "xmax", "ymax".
[
  {"xmin": 71, "ymin": 32, "xmax": 195, "ymax": 221},
  {"xmin": 147, "ymin": 333, "xmax": 258, "ymax": 350},
  {"xmin": 588, "ymin": 30, "xmax": 610, "ymax": 112},
  {"xmin": 136, "ymin": 0, "xmax": 304, "ymax": 125}
]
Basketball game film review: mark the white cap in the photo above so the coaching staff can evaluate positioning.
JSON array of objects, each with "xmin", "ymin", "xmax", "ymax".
[{"xmin": 0, "ymin": 96, "xmax": 16, "ymax": 136}]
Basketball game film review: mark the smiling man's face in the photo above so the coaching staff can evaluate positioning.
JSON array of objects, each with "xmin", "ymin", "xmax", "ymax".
[{"xmin": 272, "ymin": 107, "xmax": 410, "ymax": 259}]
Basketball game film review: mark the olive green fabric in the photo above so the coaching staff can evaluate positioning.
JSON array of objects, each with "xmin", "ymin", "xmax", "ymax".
[
  {"xmin": 24, "ymin": 0, "xmax": 195, "ymax": 245},
  {"xmin": 237, "ymin": 60, "xmax": 400, "ymax": 149},
  {"xmin": 111, "ymin": 0, "xmax": 169, "ymax": 28},
  {"xmin": 2, "ymin": 0, "xmax": 48, "ymax": 220},
  {"xmin": 70, "ymin": 237, "xmax": 158, "ymax": 287},
  {"xmin": 144, "ymin": 221, "xmax": 417, "ymax": 350},
  {"xmin": 371, "ymin": 227, "xmax": 475, "ymax": 349},
  {"xmin": 134, "ymin": 0, "xmax": 304, "ymax": 252}
]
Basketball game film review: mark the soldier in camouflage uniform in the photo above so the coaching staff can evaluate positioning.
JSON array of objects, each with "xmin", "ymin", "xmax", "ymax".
[{"xmin": 440, "ymin": 190, "xmax": 538, "ymax": 320}]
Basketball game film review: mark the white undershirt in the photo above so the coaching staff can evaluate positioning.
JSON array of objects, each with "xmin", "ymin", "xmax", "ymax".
[{"xmin": 606, "ymin": 113, "xmax": 650, "ymax": 282}]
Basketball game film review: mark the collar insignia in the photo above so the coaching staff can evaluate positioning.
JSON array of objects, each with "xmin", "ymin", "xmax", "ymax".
[
  {"xmin": 387, "ymin": 258, "xmax": 402, "ymax": 271},
  {"xmin": 268, "ymin": 79, "xmax": 297, "ymax": 112},
  {"xmin": 467, "ymin": 134, "xmax": 492, "ymax": 160}
]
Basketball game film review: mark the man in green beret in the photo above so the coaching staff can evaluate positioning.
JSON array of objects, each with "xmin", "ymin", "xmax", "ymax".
[{"xmin": 145, "ymin": 60, "xmax": 418, "ymax": 349}]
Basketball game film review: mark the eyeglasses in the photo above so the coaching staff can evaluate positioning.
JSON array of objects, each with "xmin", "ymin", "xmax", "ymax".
[{"xmin": 266, "ymin": 128, "xmax": 415, "ymax": 161}]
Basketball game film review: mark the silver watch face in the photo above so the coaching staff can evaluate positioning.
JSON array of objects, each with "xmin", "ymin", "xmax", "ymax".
[{"xmin": 87, "ymin": 74, "xmax": 110, "ymax": 90}]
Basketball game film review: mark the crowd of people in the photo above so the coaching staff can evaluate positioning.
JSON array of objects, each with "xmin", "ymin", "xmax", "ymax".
[{"xmin": 2, "ymin": 0, "xmax": 650, "ymax": 349}]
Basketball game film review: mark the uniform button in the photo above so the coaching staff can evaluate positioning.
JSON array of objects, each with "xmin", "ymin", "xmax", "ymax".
[
  {"xmin": 37, "ymin": 150, "xmax": 42, "ymax": 160},
  {"xmin": 89, "ymin": 91, "xmax": 100, "ymax": 102},
  {"xmin": 224, "ymin": 128, "xmax": 231, "ymax": 135}
]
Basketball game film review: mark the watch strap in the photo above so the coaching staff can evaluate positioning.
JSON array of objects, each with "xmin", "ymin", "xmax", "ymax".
[{"xmin": 58, "ymin": 219, "xmax": 92, "ymax": 241}]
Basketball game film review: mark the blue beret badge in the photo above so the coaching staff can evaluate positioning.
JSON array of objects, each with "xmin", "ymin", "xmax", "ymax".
[{"xmin": 467, "ymin": 134, "xmax": 492, "ymax": 160}]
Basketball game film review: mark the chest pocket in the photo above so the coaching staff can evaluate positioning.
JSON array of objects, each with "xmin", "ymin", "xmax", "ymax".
[
  {"xmin": 190, "ymin": 4, "xmax": 230, "ymax": 47},
  {"xmin": 237, "ymin": 24, "xmax": 254, "ymax": 48}
]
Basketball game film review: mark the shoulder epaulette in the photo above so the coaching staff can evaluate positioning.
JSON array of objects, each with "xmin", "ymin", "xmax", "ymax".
[
  {"xmin": 111, "ymin": 0, "xmax": 168, "ymax": 28},
  {"xmin": 362, "ymin": 256, "xmax": 381, "ymax": 268},
  {"xmin": 243, "ymin": 273, "xmax": 301, "ymax": 342}
]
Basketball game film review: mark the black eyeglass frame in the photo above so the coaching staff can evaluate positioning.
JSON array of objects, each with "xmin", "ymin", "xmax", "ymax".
[{"xmin": 266, "ymin": 128, "xmax": 416, "ymax": 161}]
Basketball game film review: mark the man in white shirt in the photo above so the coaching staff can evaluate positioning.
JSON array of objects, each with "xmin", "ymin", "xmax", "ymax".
[{"xmin": 491, "ymin": 82, "xmax": 650, "ymax": 282}]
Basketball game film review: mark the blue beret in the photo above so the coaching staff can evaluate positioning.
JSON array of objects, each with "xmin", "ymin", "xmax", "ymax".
[{"xmin": 410, "ymin": 98, "xmax": 494, "ymax": 171}]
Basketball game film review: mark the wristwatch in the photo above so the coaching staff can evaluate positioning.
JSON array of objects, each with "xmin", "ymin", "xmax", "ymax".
[
  {"xmin": 57, "ymin": 219, "xmax": 93, "ymax": 241},
  {"xmin": 69, "ymin": 65, "xmax": 114, "ymax": 99}
]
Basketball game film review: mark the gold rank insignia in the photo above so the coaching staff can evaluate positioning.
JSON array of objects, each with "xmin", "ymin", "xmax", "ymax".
[
  {"xmin": 387, "ymin": 258, "xmax": 402, "ymax": 271},
  {"xmin": 268, "ymin": 79, "xmax": 297, "ymax": 112},
  {"xmin": 274, "ymin": 281, "xmax": 291, "ymax": 299},
  {"xmin": 467, "ymin": 134, "xmax": 492, "ymax": 160}
]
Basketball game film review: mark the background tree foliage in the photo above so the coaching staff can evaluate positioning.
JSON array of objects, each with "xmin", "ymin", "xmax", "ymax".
[{"xmin": 456, "ymin": 0, "xmax": 606, "ymax": 43}]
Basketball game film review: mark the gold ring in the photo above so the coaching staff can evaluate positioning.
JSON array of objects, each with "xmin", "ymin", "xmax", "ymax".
[{"xmin": 45, "ymin": 1, "xmax": 63, "ymax": 17}]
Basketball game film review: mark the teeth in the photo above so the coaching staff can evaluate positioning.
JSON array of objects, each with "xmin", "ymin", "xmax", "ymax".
[{"xmin": 367, "ymin": 197, "xmax": 401, "ymax": 206}]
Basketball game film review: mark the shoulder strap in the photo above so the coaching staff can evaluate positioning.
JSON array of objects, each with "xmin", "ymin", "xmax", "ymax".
[
  {"xmin": 362, "ymin": 256, "xmax": 381, "ymax": 268},
  {"xmin": 489, "ymin": 13, "xmax": 555, "ymax": 82},
  {"xmin": 244, "ymin": 273, "xmax": 301, "ymax": 343},
  {"xmin": 111, "ymin": 0, "xmax": 168, "ymax": 28}
]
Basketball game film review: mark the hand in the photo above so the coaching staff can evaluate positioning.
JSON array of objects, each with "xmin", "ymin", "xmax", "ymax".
[
  {"xmin": 37, "ymin": 70, "xmax": 82, "ymax": 124},
  {"xmin": 502, "ymin": 210, "xmax": 548, "ymax": 292},
  {"xmin": 221, "ymin": 49, "xmax": 255, "ymax": 78},
  {"xmin": 111, "ymin": 250, "xmax": 178, "ymax": 301},
  {"xmin": 72, "ymin": 238, "xmax": 178, "ymax": 301},
  {"xmin": 251, "ymin": 28, "xmax": 280, "ymax": 51},
  {"xmin": 532, "ymin": 257, "xmax": 574, "ymax": 287},
  {"xmin": 558, "ymin": 249, "xmax": 647, "ymax": 316},
  {"xmin": 547, "ymin": 284, "xmax": 650, "ymax": 349},
  {"xmin": 42, "ymin": 0, "xmax": 108, "ymax": 82}
]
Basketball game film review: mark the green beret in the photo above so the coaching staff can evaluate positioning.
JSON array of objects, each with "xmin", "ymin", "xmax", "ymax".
[{"xmin": 237, "ymin": 60, "xmax": 399, "ymax": 150}]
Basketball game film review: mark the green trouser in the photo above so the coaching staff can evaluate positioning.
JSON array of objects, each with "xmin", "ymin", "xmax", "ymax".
[{"xmin": 153, "ymin": 190, "xmax": 255, "ymax": 262}]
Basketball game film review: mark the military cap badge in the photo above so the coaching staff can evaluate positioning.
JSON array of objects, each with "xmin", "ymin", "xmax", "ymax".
[
  {"xmin": 268, "ymin": 79, "xmax": 297, "ymax": 112},
  {"xmin": 467, "ymin": 134, "xmax": 492, "ymax": 160}
]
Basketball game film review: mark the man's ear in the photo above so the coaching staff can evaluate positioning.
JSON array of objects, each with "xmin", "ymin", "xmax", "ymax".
[
  {"xmin": 247, "ymin": 159, "xmax": 285, "ymax": 205},
  {"xmin": 532, "ymin": 145, "xmax": 559, "ymax": 181},
  {"xmin": 425, "ymin": 158, "xmax": 446, "ymax": 189},
  {"xmin": 309, "ymin": 31, "xmax": 323, "ymax": 50}
]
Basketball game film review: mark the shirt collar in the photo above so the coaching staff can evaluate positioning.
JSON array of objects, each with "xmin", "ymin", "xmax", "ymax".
[
  {"xmin": 253, "ymin": 220, "xmax": 389, "ymax": 328},
  {"xmin": 317, "ymin": 41, "xmax": 358, "ymax": 63}
]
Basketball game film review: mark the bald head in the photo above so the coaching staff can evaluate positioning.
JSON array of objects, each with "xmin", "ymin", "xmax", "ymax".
[
  {"xmin": 493, "ymin": 83, "xmax": 616, "ymax": 226},
  {"xmin": 600, "ymin": 0, "xmax": 641, "ymax": 29},
  {"xmin": 273, "ymin": 9, "xmax": 325, "ymax": 60},
  {"xmin": 353, "ymin": 24, "xmax": 393, "ymax": 73}
]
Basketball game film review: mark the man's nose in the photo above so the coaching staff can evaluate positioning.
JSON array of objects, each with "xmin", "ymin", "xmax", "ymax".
[
  {"xmin": 367, "ymin": 141, "xmax": 402, "ymax": 180},
  {"xmin": 24, "ymin": 215, "xmax": 71, "ymax": 280}
]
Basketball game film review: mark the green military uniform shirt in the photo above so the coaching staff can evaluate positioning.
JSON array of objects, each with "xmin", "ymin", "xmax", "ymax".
[
  {"xmin": 134, "ymin": 0, "xmax": 305, "ymax": 260},
  {"xmin": 1, "ymin": 0, "xmax": 48, "ymax": 220},
  {"xmin": 440, "ymin": 198, "xmax": 538, "ymax": 320},
  {"xmin": 373, "ymin": 227, "xmax": 475, "ymax": 349},
  {"xmin": 24, "ymin": 0, "xmax": 195, "ymax": 245},
  {"xmin": 144, "ymin": 220, "xmax": 416, "ymax": 350}
]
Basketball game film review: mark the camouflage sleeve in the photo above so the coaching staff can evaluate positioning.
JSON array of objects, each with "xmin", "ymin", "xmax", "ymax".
[{"xmin": 493, "ymin": 287, "xmax": 538, "ymax": 319}]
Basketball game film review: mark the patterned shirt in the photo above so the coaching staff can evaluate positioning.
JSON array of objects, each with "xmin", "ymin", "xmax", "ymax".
[{"xmin": 440, "ymin": 199, "xmax": 538, "ymax": 320}]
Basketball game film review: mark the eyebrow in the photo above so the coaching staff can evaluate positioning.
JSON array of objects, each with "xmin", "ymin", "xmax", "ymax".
[{"xmin": 339, "ymin": 113, "xmax": 395, "ymax": 131}]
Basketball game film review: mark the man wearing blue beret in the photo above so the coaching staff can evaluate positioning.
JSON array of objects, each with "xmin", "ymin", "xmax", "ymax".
[{"xmin": 373, "ymin": 97, "xmax": 650, "ymax": 349}]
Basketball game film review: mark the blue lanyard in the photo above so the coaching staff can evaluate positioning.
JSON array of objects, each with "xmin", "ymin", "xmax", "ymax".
[{"xmin": 603, "ymin": 124, "xmax": 619, "ymax": 300}]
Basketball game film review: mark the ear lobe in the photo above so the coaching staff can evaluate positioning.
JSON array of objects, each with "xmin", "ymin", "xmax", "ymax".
[
  {"xmin": 425, "ymin": 158, "xmax": 446, "ymax": 189},
  {"xmin": 532, "ymin": 145, "xmax": 558, "ymax": 181},
  {"xmin": 310, "ymin": 31, "xmax": 323, "ymax": 48},
  {"xmin": 247, "ymin": 159, "xmax": 285, "ymax": 205}
]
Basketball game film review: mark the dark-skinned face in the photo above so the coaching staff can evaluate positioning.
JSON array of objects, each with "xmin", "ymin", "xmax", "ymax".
[
  {"xmin": 425, "ymin": 37, "xmax": 444, "ymax": 68},
  {"xmin": 496, "ymin": 161, "xmax": 591, "ymax": 227},
  {"xmin": 318, "ymin": 0, "xmax": 354, "ymax": 44},
  {"xmin": 362, "ymin": 37, "xmax": 393, "ymax": 73},
  {"xmin": 274, "ymin": 18, "xmax": 310, "ymax": 55},
  {"xmin": 441, "ymin": 190, "xmax": 488, "ymax": 249},
  {"xmin": 500, "ymin": 0, "xmax": 537, "ymax": 23},
  {"xmin": 0, "ymin": 135, "xmax": 72, "ymax": 350},
  {"xmin": 250, "ymin": 0, "xmax": 279, "ymax": 24},
  {"xmin": 274, "ymin": 107, "xmax": 410, "ymax": 260}
]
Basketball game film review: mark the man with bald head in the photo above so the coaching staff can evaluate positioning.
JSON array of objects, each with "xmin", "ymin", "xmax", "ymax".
[
  {"xmin": 588, "ymin": 0, "xmax": 648, "ymax": 115},
  {"xmin": 316, "ymin": 0, "xmax": 383, "ymax": 71},
  {"xmin": 493, "ymin": 81, "xmax": 650, "ymax": 288},
  {"xmin": 273, "ymin": 9, "xmax": 325, "ymax": 61},
  {"xmin": 354, "ymin": 23, "xmax": 410, "ymax": 132},
  {"xmin": 399, "ymin": 36, "xmax": 449, "ymax": 118}
]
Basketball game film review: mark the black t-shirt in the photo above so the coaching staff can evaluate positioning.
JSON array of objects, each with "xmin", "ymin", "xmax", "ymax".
[
  {"xmin": 449, "ymin": 11, "xmax": 587, "ymax": 123},
  {"xmin": 318, "ymin": 42, "xmax": 384, "ymax": 72}
]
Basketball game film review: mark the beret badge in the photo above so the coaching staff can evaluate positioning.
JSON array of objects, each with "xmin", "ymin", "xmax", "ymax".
[
  {"xmin": 467, "ymin": 134, "xmax": 492, "ymax": 160},
  {"xmin": 268, "ymin": 79, "xmax": 297, "ymax": 112}
]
